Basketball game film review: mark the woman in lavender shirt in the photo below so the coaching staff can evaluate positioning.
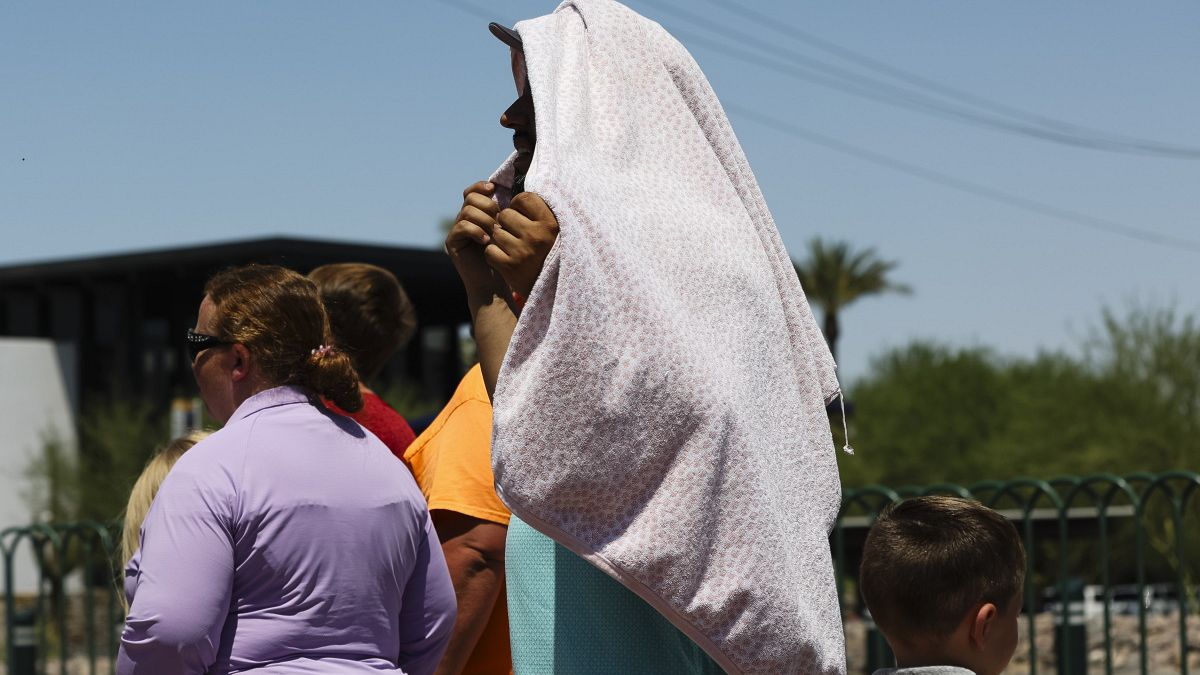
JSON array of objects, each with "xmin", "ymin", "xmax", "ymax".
[{"xmin": 118, "ymin": 265, "xmax": 456, "ymax": 675}]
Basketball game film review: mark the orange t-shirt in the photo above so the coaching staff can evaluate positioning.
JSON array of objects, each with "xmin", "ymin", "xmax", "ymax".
[{"xmin": 404, "ymin": 365, "xmax": 511, "ymax": 675}]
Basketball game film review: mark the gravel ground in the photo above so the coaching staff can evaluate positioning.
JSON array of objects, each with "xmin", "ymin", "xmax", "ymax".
[
  {"xmin": 4, "ymin": 604, "xmax": 1197, "ymax": 674},
  {"xmin": 845, "ymin": 612, "xmax": 1198, "ymax": 675}
]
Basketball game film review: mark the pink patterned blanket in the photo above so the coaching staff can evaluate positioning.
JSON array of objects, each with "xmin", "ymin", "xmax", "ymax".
[{"xmin": 490, "ymin": 2, "xmax": 847, "ymax": 672}]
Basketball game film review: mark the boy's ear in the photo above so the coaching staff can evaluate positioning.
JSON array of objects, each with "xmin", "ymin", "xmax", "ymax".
[{"xmin": 968, "ymin": 602, "xmax": 999, "ymax": 649}]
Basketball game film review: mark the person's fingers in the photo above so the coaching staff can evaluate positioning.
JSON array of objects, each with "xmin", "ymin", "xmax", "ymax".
[
  {"xmin": 462, "ymin": 181, "xmax": 495, "ymax": 200},
  {"xmin": 510, "ymin": 191, "xmax": 556, "ymax": 223},
  {"xmin": 489, "ymin": 225, "xmax": 524, "ymax": 254},
  {"xmin": 445, "ymin": 219, "xmax": 491, "ymax": 252},
  {"xmin": 464, "ymin": 191, "xmax": 499, "ymax": 218},
  {"xmin": 497, "ymin": 208, "xmax": 535, "ymax": 239},
  {"xmin": 483, "ymin": 242, "xmax": 515, "ymax": 270},
  {"xmin": 459, "ymin": 204, "xmax": 497, "ymax": 230}
]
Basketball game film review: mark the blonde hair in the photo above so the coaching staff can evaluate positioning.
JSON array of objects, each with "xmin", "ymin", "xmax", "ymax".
[{"xmin": 120, "ymin": 431, "xmax": 210, "ymax": 568}]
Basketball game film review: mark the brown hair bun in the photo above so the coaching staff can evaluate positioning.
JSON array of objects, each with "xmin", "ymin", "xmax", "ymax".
[{"xmin": 204, "ymin": 264, "xmax": 363, "ymax": 412}]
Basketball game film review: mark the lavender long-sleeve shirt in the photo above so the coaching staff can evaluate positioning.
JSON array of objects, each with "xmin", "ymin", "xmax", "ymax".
[{"xmin": 118, "ymin": 386, "xmax": 456, "ymax": 675}]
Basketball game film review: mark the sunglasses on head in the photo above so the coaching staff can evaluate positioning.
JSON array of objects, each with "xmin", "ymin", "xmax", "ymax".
[{"xmin": 186, "ymin": 328, "xmax": 231, "ymax": 361}]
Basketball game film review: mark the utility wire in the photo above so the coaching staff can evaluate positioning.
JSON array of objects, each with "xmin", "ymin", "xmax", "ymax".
[
  {"xmin": 670, "ymin": 28, "xmax": 1194, "ymax": 155},
  {"xmin": 634, "ymin": 0, "xmax": 1200, "ymax": 158},
  {"xmin": 698, "ymin": 0, "xmax": 1200, "ymax": 156},
  {"xmin": 725, "ymin": 104, "xmax": 1200, "ymax": 254},
  {"xmin": 434, "ymin": 0, "xmax": 504, "ymax": 24}
]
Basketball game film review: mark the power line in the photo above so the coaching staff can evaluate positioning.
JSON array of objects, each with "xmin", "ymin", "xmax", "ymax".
[
  {"xmin": 433, "ymin": 0, "xmax": 504, "ymax": 24},
  {"xmin": 724, "ymin": 104, "xmax": 1200, "ymax": 254},
  {"xmin": 633, "ymin": 0, "xmax": 1200, "ymax": 159},
  {"xmin": 670, "ymin": 28, "xmax": 1189, "ymax": 154},
  {"xmin": 698, "ymin": 0, "xmax": 1200, "ymax": 156}
]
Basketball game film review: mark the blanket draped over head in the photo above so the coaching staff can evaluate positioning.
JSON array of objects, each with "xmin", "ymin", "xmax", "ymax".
[{"xmin": 488, "ymin": 1, "xmax": 847, "ymax": 673}]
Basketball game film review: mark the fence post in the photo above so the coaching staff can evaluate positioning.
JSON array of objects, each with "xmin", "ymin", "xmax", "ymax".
[
  {"xmin": 1055, "ymin": 577, "xmax": 1087, "ymax": 675},
  {"xmin": 11, "ymin": 606, "xmax": 38, "ymax": 675}
]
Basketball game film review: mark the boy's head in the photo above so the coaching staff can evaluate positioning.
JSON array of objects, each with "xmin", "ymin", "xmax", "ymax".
[
  {"xmin": 308, "ymin": 263, "xmax": 417, "ymax": 382},
  {"xmin": 860, "ymin": 496, "xmax": 1026, "ymax": 675}
]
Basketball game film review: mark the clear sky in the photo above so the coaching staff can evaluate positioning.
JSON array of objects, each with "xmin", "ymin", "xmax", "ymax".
[{"xmin": 3, "ymin": 1, "xmax": 1198, "ymax": 385}]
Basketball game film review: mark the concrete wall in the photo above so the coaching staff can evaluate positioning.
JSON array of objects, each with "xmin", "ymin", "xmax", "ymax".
[{"xmin": 0, "ymin": 337, "xmax": 78, "ymax": 594}]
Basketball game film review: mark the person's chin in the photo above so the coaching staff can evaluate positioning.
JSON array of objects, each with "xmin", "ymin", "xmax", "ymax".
[{"xmin": 513, "ymin": 154, "xmax": 533, "ymax": 177}]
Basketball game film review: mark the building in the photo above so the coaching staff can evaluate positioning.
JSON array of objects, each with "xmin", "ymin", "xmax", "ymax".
[
  {"xmin": 0, "ymin": 237, "xmax": 472, "ymax": 414},
  {"xmin": 0, "ymin": 338, "xmax": 78, "ymax": 592}
]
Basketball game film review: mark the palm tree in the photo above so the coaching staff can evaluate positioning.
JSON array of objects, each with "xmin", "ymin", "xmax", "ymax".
[{"xmin": 793, "ymin": 238, "xmax": 911, "ymax": 362}]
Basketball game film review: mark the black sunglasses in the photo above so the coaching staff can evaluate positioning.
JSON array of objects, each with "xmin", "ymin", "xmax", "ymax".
[{"xmin": 186, "ymin": 328, "xmax": 231, "ymax": 361}]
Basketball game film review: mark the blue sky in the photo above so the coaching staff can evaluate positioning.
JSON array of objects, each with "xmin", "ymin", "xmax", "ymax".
[{"xmin": 3, "ymin": 1, "xmax": 1198, "ymax": 384}]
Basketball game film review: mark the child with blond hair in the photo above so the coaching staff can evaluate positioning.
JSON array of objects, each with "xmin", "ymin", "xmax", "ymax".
[{"xmin": 119, "ymin": 431, "xmax": 209, "ymax": 606}]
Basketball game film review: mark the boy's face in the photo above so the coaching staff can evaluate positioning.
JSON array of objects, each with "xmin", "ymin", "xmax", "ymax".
[{"xmin": 978, "ymin": 591, "xmax": 1023, "ymax": 675}]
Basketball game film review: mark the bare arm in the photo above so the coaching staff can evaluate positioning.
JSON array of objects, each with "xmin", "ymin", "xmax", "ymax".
[
  {"xmin": 471, "ymin": 297, "xmax": 518, "ymax": 400},
  {"xmin": 430, "ymin": 511, "xmax": 507, "ymax": 675}
]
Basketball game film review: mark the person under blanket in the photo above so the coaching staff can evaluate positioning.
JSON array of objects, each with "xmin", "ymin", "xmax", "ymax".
[
  {"xmin": 442, "ymin": 19, "xmax": 722, "ymax": 675},
  {"xmin": 450, "ymin": 1, "xmax": 850, "ymax": 672}
]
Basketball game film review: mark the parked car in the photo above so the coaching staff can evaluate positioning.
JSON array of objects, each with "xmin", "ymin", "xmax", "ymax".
[{"xmin": 1044, "ymin": 582, "xmax": 1199, "ymax": 619}]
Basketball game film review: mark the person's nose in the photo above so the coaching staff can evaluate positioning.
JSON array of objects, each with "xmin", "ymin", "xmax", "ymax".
[{"xmin": 501, "ymin": 101, "xmax": 527, "ymax": 130}]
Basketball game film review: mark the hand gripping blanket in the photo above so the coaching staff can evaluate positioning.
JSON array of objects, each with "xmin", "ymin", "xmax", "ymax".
[{"xmin": 489, "ymin": 2, "xmax": 847, "ymax": 673}]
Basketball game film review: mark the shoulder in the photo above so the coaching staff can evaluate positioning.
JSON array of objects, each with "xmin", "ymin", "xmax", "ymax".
[
  {"xmin": 405, "ymin": 395, "xmax": 491, "ymax": 461},
  {"xmin": 163, "ymin": 402, "xmax": 293, "ymax": 493},
  {"xmin": 457, "ymin": 364, "xmax": 490, "ymax": 403},
  {"xmin": 436, "ymin": 366, "xmax": 493, "ymax": 427},
  {"xmin": 404, "ymin": 369, "xmax": 508, "ymax": 524},
  {"xmin": 146, "ymin": 431, "xmax": 242, "ymax": 523},
  {"xmin": 359, "ymin": 391, "xmax": 414, "ymax": 427},
  {"xmin": 405, "ymin": 366, "xmax": 491, "ymax": 458},
  {"xmin": 347, "ymin": 392, "xmax": 415, "ymax": 455},
  {"xmin": 167, "ymin": 426, "xmax": 242, "ymax": 482}
]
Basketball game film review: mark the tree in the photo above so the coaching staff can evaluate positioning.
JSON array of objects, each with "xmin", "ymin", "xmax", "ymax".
[
  {"xmin": 24, "ymin": 389, "xmax": 168, "ymax": 527},
  {"xmin": 840, "ymin": 303, "xmax": 1200, "ymax": 586},
  {"xmin": 840, "ymin": 301, "xmax": 1200, "ymax": 484},
  {"xmin": 793, "ymin": 238, "xmax": 910, "ymax": 361},
  {"xmin": 839, "ymin": 342, "xmax": 1018, "ymax": 487},
  {"xmin": 1080, "ymin": 304, "xmax": 1200, "ymax": 472}
]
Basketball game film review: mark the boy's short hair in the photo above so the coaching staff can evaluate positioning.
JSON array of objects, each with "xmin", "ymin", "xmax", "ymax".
[
  {"xmin": 308, "ymin": 263, "xmax": 417, "ymax": 382},
  {"xmin": 859, "ymin": 496, "xmax": 1026, "ymax": 641}
]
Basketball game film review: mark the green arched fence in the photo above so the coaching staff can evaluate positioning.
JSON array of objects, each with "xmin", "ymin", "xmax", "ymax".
[
  {"xmin": 2, "ymin": 521, "xmax": 119, "ymax": 675},
  {"xmin": 2, "ymin": 471, "xmax": 1197, "ymax": 674},
  {"xmin": 837, "ymin": 471, "xmax": 1199, "ymax": 675}
]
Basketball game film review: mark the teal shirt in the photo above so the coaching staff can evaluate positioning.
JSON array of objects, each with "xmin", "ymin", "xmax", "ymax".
[
  {"xmin": 873, "ymin": 662, "xmax": 974, "ymax": 667},
  {"xmin": 506, "ymin": 517, "xmax": 724, "ymax": 674}
]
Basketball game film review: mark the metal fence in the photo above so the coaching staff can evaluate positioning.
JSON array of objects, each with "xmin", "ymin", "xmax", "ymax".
[
  {"xmin": 2, "ymin": 522, "xmax": 120, "ymax": 675},
  {"xmin": 3, "ymin": 471, "xmax": 1197, "ymax": 674},
  {"xmin": 836, "ymin": 471, "xmax": 1200, "ymax": 675}
]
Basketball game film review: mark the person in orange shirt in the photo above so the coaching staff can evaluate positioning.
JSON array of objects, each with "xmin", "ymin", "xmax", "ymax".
[{"xmin": 405, "ymin": 364, "xmax": 511, "ymax": 675}]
